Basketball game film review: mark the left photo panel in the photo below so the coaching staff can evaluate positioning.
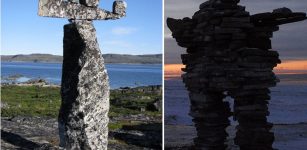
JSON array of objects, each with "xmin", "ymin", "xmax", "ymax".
[{"xmin": 1, "ymin": 0, "xmax": 162, "ymax": 149}]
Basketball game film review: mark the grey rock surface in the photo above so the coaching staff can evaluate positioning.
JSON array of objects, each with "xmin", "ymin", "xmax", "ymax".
[
  {"xmin": 38, "ymin": 0, "xmax": 126, "ymax": 20},
  {"xmin": 79, "ymin": 0, "xmax": 99, "ymax": 7},
  {"xmin": 1, "ymin": 116, "xmax": 161, "ymax": 150},
  {"xmin": 59, "ymin": 20, "xmax": 110, "ymax": 149}
]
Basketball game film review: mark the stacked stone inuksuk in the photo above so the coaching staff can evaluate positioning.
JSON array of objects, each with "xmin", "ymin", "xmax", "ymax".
[
  {"xmin": 167, "ymin": 0, "xmax": 306, "ymax": 149},
  {"xmin": 38, "ymin": 0, "xmax": 126, "ymax": 149}
]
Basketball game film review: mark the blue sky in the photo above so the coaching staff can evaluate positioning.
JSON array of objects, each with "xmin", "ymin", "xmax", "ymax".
[{"xmin": 1, "ymin": 0, "xmax": 162, "ymax": 55}]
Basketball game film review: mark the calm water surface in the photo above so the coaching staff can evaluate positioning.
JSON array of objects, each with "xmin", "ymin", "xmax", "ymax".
[
  {"xmin": 1, "ymin": 62, "xmax": 162, "ymax": 89},
  {"xmin": 165, "ymin": 74, "xmax": 307, "ymax": 125}
]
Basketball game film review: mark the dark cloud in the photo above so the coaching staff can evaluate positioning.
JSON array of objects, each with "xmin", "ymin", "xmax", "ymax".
[
  {"xmin": 165, "ymin": 0, "xmax": 307, "ymax": 64},
  {"xmin": 164, "ymin": 0, "xmax": 203, "ymax": 64}
]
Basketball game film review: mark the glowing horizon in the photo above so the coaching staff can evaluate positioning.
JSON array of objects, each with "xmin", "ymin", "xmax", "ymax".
[
  {"xmin": 165, "ymin": 60, "xmax": 307, "ymax": 78},
  {"xmin": 275, "ymin": 60, "xmax": 307, "ymax": 70},
  {"xmin": 164, "ymin": 64, "xmax": 184, "ymax": 78}
]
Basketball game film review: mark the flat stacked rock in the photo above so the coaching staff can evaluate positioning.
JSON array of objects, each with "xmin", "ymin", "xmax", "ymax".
[{"xmin": 167, "ymin": 0, "xmax": 306, "ymax": 149}]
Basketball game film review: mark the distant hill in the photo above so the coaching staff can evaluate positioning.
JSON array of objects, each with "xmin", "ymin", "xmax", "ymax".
[
  {"xmin": 103, "ymin": 54, "xmax": 162, "ymax": 64},
  {"xmin": 1, "ymin": 54, "xmax": 63, "ymax": 63},
  {"xmin": 1, "ymin": 53, "xmax": 162, "ymax": 64}
]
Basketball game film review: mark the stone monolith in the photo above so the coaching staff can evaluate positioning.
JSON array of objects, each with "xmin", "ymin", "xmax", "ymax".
[{"xmin": 38, "ymin": 0, "xmax": 126, "ymax": 149}]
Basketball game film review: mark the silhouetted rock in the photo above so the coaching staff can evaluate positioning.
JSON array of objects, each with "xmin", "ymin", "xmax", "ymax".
[{"xmin": 167, "ymin": 0, "xmax": 306, "ymax": 149}]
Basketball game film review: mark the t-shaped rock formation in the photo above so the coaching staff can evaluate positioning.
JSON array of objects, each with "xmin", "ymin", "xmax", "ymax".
[
  {"xmin": 167, "ymin": 0, "xmax": 306, "ymax": 149},
  {"xmin": 38, "ymin": 0, "xmax": 126, "ymax": 149}
]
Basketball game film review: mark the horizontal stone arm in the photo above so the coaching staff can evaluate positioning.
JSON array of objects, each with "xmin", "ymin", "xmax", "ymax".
[
  {"xmin": 251, "ymin": 8, "xmax": 306, "ymax": 26},
  {"xmin": 38, "ymin": 0, "xmax": 126, "ymax": 20}
]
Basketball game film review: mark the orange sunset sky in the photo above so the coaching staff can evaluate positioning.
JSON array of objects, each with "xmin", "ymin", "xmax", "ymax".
[{"xmin": 165, "ymin": 60, "xmax": 307, "ymax": 78}]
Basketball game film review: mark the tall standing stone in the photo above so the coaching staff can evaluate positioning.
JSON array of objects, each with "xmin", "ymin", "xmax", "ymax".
[{"xmin": 38, "ymin": 0, "xmax": 126, "ymax": 149}]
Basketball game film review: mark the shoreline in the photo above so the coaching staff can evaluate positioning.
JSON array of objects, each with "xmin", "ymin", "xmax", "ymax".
[
  {"xmin": 1, "ymin": 53, "xmax": 163, "ymax": 64},
  {"xmin": 0, "ymin": 82, "xmax": 162, "ymax": 90},
  {"xmin": 1, "ymin": 61, "xmax": 162, "ymax": 65},
  {"xmin": 165, "ymin": 123, "xmax": 307, "ymax": 150}
]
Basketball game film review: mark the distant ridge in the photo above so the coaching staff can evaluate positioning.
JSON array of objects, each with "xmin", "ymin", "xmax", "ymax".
[{"xmin": 1, "ymin": 53, "xmax": 162, "ymax": 64}]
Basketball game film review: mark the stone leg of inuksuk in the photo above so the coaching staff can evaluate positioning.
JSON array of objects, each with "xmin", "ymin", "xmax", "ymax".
[
  {"xmin": 230, "ymin": 88, "xmax": 274, "ymax": 150},
  {"xmin": 58, "ymin": 20, "xmax": 110, "ymax": 150},
  {"xmin": 228, "ymin": 18, "xmax": 280, "ymax": 149},
  {"xmin": 189, "ymin": 91, "xmax": 231, "ymax": 150}
]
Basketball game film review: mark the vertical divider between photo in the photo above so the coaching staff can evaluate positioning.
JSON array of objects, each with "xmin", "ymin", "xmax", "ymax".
[{"xmin": 162, "ymin": 0, "xmax": 165, "ymax": 149}]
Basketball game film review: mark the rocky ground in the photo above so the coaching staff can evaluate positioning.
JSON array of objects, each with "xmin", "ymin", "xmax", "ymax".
[
  {"xmin": 1, "ymin": 84, "xmax": 162, "ymax": 150},
  {"xmin": 165, "ymin": 123, "xmax": 307, "ymax": 150},
  {"xmin": 1, "ymin": 116, "xmax": 161, "ymax": 150}
]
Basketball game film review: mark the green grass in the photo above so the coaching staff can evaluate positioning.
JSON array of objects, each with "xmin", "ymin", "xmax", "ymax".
[
  {"xmin": 108, "ymin": 120, "xmax": 142, "ymax": 130},
  {"xmin": 1, "ymin": 85, "xmax": 61, "ymax": 117},
  {"xmin": 1, "ymin": 85, "xmax": 161, "ymax": 118}
]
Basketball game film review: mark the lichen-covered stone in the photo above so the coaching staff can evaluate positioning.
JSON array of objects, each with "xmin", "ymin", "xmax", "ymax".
[
  {"xmin": 80, "ymin": 0, "xmax": 100, "ymax": 7},
  {"xmin": 113, "ymin": 1, "xmax": 127, "ymax": 15},
  {"xmin": 58, "ymin": 20, "xmax": 110, "ymax": 150},
  {"xmin": 38, "ymin": 0, "xmax": 126, "ymax": 20}
]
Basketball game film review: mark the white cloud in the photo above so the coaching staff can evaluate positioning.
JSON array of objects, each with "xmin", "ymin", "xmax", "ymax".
[{"xmin": 111, "ymin": 27, "xmax": 137, "ymax": 35}]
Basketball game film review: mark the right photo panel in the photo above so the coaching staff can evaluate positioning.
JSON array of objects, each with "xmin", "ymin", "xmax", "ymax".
[{"xmin": 164, "ymin": 0, "xmax": 307, "ymax": 149}]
